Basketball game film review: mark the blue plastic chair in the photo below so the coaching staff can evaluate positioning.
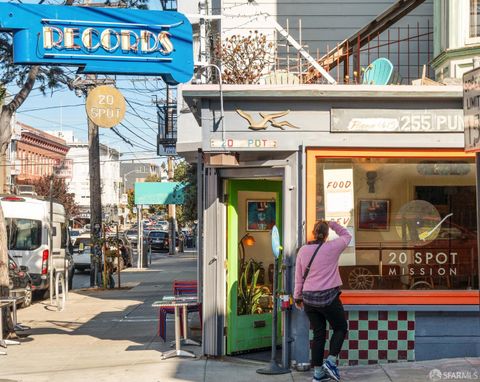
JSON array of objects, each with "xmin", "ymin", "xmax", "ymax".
[{"xmin": 362, "ymin": 58, "xmax": 394, "ymax": 85}]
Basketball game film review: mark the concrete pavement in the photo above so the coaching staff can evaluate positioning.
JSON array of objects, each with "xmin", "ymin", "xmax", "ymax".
[{"xmin": 0, "ymin": 250, "xmax": 478, "ymax": 382}]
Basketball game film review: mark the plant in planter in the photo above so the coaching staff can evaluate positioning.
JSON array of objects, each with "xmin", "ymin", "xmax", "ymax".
[{"xmin": 238, "ymin": 259, "xmax": 264, "ymax": 315}]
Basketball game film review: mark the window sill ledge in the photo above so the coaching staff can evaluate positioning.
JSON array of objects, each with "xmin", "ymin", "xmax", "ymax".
[{"xmin": 341, "ymin": 290, "xmax": 479, "ymax": 305}]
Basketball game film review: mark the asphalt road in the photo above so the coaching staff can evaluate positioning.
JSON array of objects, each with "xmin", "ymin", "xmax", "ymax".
[{"xmin": 72, "ymin": 269, "xmax": 91, "ymax": 289}]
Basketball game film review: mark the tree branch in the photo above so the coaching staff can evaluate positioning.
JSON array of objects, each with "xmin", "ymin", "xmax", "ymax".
[{"xmin": 7, "ymin": 65, "xmax": 39, "ymax": 112}]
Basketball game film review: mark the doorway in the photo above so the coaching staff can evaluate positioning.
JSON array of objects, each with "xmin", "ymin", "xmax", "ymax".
[{"xmin": 226, "ymin": 179, "xmax": 282, "ymax": 354}]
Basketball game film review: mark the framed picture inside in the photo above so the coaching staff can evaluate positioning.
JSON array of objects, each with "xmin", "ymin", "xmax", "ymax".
[
  {"xmin": 358, "ymin": 199, "xmax": 390, "ymax": 230},
  {"xmin": 247, "ymin": 200, "xmax": 276, "ymax": 231}
]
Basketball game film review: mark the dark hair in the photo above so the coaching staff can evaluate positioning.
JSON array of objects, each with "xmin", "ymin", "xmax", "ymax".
[{"xmin": 313, "ymin": 220, "xmax": 329, "ymax": 242}]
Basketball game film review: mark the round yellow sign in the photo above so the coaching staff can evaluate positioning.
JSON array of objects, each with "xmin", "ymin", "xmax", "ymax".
[{"xmin": 86, "ymin": 85, "xmax": 126, "ymax": 128}]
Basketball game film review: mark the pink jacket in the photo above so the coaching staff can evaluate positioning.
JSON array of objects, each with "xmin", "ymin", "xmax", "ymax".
[{"xmin": 294, "ymin": 221, "xmax": 352, "ymax": 299}]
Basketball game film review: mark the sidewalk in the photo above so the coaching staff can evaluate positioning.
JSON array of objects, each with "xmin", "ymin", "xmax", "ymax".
[{"xmin": 0, "ymin": 250, "xmax": 478, "ymax": 382}]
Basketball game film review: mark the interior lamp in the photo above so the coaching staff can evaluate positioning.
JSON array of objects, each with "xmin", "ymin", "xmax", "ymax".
[{"xmin": 239, "ymin": 233, "xmax": 256, "ymax": 266}]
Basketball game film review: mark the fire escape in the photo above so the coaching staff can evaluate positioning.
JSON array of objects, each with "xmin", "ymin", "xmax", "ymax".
[
  {"xmin": 160, "ymin": 0, "xmax": 177, "ymax": 11},
  {"xmin": 156, "ymin": 87, "xmax": 177, "ymax": 156}
]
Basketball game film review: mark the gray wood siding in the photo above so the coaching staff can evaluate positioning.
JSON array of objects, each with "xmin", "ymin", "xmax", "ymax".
[
  {"xmin": 415, "ymin": 312, "xmax": 480, "ymax": 360},
  {"xmin": 221, "ymin": 0, "xmax": 433, "ymax": 83}
]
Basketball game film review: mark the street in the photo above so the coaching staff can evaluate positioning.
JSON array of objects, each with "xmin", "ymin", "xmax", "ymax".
[{"xmin": 72, "ymin": 270, "xmax": 91, "ymax": 290}]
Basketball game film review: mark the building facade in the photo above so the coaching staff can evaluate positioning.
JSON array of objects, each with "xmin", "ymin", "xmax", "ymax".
[
  {"xmin": 51, "ymin": 132, "xmax": 122, "ymax": 224},
  {"xmin": 177, "ymin": 0, "xmax": 480, "ymax": 368},
  {"xmin": 10, "ymin": 122, "xmax": 70, "ymax": 186},
  {"xmin": 120, "ymin": 162, "xmax": 163, "ymax": 193},
  {"xmin": 432, "ymin": 0, "xmax": 480, "ymax": 82},
  {"xmin": 180, "ymin": 83, "xmax": 479, "ymax": 366}
]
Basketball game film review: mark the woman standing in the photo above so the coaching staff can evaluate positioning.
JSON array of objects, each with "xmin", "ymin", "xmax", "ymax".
[{"xmin": 294, "ymin": 220, "xmax": 352, "ymax": 382}]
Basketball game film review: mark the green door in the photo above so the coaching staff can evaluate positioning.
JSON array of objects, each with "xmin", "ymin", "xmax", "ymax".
[{"xmin": 226, "ymin": 179, "xmax": 282, "ymax": 354}]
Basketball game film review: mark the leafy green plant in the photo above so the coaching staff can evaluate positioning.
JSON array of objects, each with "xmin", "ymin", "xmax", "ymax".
[{"xmin": 238, "ymin": 259, "xmax": 264, "ymax": 315}]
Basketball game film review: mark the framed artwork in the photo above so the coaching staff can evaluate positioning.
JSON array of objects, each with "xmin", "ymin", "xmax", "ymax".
[
  {"xmin": 358, "ymin": 199, "xmax": 390, "ymax": 230},
  {"xmin": 247, "ymin": 200, "xmax": 276, "ymax": 231}
]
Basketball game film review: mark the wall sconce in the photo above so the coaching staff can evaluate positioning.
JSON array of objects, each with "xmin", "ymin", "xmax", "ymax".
[
  {"xmin": 239, "ymin": 233, "xmax": 256, "ymax": 267},
  {"xmin": 366, "ymin": 171, "xmax": 377, "ymax": 193}
]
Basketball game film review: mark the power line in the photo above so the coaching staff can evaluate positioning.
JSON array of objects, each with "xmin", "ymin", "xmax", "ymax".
[
  {"xmin": 125, "ymin": 98, "xmax": 158, "ymax": 133},
  {"xmin": 15, "ymin": 112, "xmax": 87, "ymax": 133},
  {"xmin": 118, "ymin": 122, "xmax": 156, "ymax": 149},
  {"xmin": 19, "ymin": 103, "xmax": 84, "ymax": 113},
  {"xmin": 108, "ymin": 126, "xmax": 154, "ymax": 152}
]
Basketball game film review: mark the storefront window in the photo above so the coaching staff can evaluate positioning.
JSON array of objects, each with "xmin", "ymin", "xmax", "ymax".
[{"xmin": 315, "ymin": 157, "xmax": 478, "ymax": 291}]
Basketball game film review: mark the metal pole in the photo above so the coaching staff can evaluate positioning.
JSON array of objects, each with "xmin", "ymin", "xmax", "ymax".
[
  {"xmin": 102, "ymin": 223, "xmax": 107, "ymax": 288},
  {"xmin": 168, "ymin": 156, "xmax": 177, "ymax": 256},
  {"xmin": 49, "ymin": 177, "xmax": 54, "ymax": 304},
  {"xmin": 116, "ymin": 224, "xmax": 120, "ymax": 288},
  {"xmin": 194, "ymin": 64, "xmax": 225, "ymax": 142},
  {"xmin": 137, "ymin": 206, "xmax": 143, "ymax": 268},
  {"xmin": 257, "ymin": 254, "xmax": 290, "ymax": 375}
]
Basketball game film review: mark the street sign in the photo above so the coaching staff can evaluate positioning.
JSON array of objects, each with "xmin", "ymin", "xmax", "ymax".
[
  {"xmin": 463, "ymin": 67, "xmax": 480, "ymax": 152},
  {"xmin": 86, "ymin": 86, "xmax": 126, "ymax": 128},
  {"xmin": 157, "ymin": 143, "xmax": 177, "ymax": 156},
  {"xmin": 0, "ymin": 3, "xmax": 193, "ymax": 84},
  {"xmin": 134, "ymin": 182, "xmax": 185, "ymax": 205},
  {"xmin": 53, "ymin": 159, "xmax": 73, "ymax": 179}
]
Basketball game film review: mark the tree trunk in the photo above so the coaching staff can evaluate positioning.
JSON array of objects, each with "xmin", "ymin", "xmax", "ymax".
[
  {"xmin": 0, "ymin": 65, "xmax": 38, "ymax": 336},
  {"xmin": 0, "ymin": 206, "xmax": 12, "ymax": 337}
]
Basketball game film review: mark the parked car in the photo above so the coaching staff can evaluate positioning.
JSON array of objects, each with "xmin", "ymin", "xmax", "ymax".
[
  {"xmin": 72, "ymin": 234, "xmax": 126, "ymax": 273},
  {"xmin": 72, "ymin": 234, "xmax": 92, "ymax": 272},
  {"xmin": 147, "ymin": 230, "xmax": 180, "ymax": 252},
  {"xmin": 124, "ymin": 229, "xmax": 138, "ymax": 246},
  {"xmin": 147, "ymin": 230, "xmax": 169, "ymax": 251},
  {"xmin": 156, "ymin": 220, "xmax": 169, "ymax": 231},
  {"xmin": 8, "ymin": 254, "xmax": 32, "ymax": 308}
]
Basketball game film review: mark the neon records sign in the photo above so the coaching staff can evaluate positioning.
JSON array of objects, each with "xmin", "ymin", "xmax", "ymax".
[
  {"xmin": 0, "ymin": 3, "xmax": 193, "ymax": 84},
  {"xmin": 43, "ymin": 26, "xmax": 174, "ymax": 55}
]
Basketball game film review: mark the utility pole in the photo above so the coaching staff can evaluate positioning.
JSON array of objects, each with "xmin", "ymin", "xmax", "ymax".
[
  {"xmin": 73, "ymin": 76, "xmax": 114, "ymax": 286},
  {"xmin": 168, "ymin": 155, "xmax": 177, "ymax": 256},
  {"xmin": 88, "ymin": 108, "xmax": 102, "ymax": 287}
]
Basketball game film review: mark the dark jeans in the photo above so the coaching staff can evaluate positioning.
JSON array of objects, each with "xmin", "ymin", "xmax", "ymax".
[{"xmin": 304, "ymin": 295, "xmax": 348, "ymax": 366}]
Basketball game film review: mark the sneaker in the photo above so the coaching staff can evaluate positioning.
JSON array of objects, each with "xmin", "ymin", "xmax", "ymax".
[
  {"xmin": 312, "ymin": 375, "xmax": 330, "ymax": 381},
  {"xmin": 322, "ymin": 359, "xmax": 340, "ymax": 381}
]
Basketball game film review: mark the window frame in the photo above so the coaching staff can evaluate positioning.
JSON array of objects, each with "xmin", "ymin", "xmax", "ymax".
[{"xmin": 306, "ymin": 148, "xmax": 479, "ymax": 305}]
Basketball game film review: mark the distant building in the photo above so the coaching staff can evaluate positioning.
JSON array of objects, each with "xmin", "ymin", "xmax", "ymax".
[
  {"xmin": 49, "ymin": 131, "xmax": 121, "ymax": 224},
  {"xmin": 431, "ymin": 0, "xmax": 480, "ymax": 82},
  {"xmin": 10, "ymin": 122, "xmax": 69, "ymax": 186},
  {"xmin": 120, "ymin": 162, "xmax": 164, "ymax": 192},
  {"xmin": 119, "ymin": 162, "xmax": 165, "ymax": 224}
]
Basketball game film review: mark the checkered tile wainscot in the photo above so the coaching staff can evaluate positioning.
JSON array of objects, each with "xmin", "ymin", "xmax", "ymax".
[{"xmin": 310, "ymin": 310, "xmax": 415, "ymax": 366}]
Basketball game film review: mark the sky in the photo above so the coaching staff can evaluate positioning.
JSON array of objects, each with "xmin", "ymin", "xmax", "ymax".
[
  {"xmin": 14, "ymin": 76, "xmax": 168, "ymax": 165},
  {"xmin": 5, "ymin": 0, "xmax": 171, "ymax": 167}
]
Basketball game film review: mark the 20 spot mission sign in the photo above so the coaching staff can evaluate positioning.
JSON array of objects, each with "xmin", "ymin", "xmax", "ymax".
[{"xmin": 0, "ymin": 3, "xmax": 193, "ymax": 84}]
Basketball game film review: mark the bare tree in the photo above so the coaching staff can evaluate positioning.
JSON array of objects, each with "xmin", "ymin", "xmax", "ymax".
[{"xmin": 214, "ymin": 30, "xmax": 274, "ymax": 84}]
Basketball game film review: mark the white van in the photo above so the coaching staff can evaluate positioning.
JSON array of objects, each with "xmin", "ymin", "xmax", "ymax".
[{"xmin": 0, "ymin": 195, "xmax": 69, "ymax": 293}]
